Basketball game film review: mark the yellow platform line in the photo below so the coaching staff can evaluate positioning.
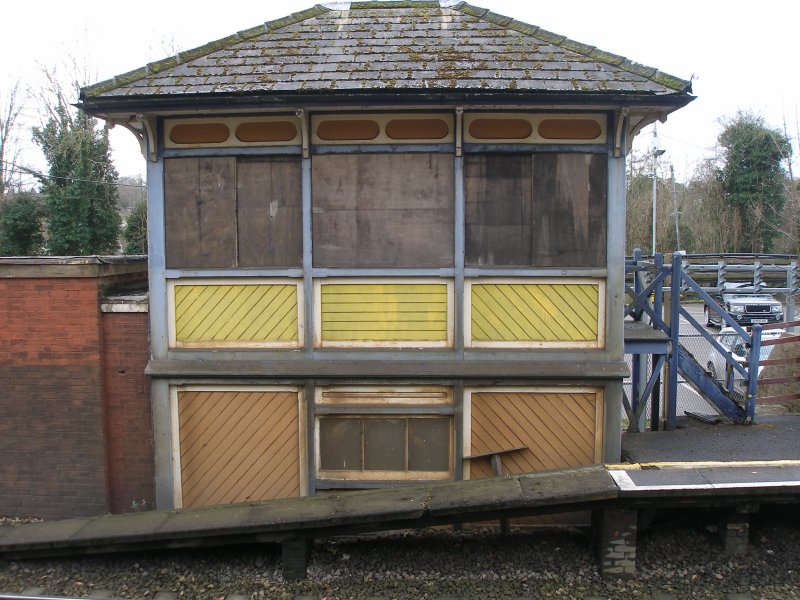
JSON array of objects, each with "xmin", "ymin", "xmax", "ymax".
[{"xmin": 606, "ymin": 460, "xmax": 800, "ymax": 470}]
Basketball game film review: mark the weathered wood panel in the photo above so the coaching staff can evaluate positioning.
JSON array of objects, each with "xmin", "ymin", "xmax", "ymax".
[
  {"xmin": 465, "ymin": 154, "xmax": 607, "ymax": 267},
  {"xmin": 531, "ymin": 154, "xmax": 607, "ymax": 267},
  {"xmin": 468, "ymin": 280, "xmax": 603, "ymax": 347},
  {"xmin": 468, "ymin": 389, "xmax": 602, "ymax": 479},
  {"xmin": 165, "ymin": 157, "xmax": 237, "ymax": 268},
  {"xmin": 318, "ymin": 282, "xmax": 450, "ymax": 346},
  {"xmin": 237, "ymin": 157, "xmax": 303, "ymax": 267},
  {"xmin": 173, "ymin": 281, "xmax": 301, "ymax": 347},
  {"xmin": 465, "ymin": 154, "xmax": 533, "ymax": 266},
  {"xmin": 312, "ymin": 154, "xmax": 454, "ymax": 268},
  {"xmin": 178, "ymin": 389, "xmax": 300, "ymax": 507}
]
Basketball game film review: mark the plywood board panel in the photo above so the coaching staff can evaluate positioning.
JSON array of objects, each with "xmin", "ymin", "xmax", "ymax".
[
  {"xmin": 178, "ymin": 389, "xmax": 300, "ymax": 507},
  {"xmin": 531, "ymin": 154, "xmax": 607, "ymax": 267},
  {"xmin": 465, "ymin": 153, "xmax": 607, "ymax": 268},
  {"xmin": 465, "ymin": 154, "xmax": 533, "ymax": 266},
  {"xmin": 165, "ymin": 157, "xmax": 237, "ymax": 269},
  {"xmin": 237, "ymin": 157, "xmax": 303, "ymax": 267},
  {"xmin": 312, "ymin": 154, "xmax": 454, "ymax": 267}
]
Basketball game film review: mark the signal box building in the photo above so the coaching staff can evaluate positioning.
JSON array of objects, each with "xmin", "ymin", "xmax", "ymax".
[{"xmin": 80, "ymin": 2, "xmax": 692, "ymax": 511}]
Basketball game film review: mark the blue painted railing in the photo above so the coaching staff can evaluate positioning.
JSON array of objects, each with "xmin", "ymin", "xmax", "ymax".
[{"xmin": 625, "ymin": 251, "xmax": 769, "ymax": 428}]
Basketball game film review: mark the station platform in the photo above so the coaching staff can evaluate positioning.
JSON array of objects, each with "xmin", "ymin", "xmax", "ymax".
[{"xmin": 1, "ymin": 415, "xmax": 799, "ymax": 579}]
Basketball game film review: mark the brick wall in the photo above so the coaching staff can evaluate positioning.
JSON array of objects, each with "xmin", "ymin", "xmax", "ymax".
[
  {"xmin": 102, "ymin": 311, "xmax": 155, "ymax": 514},
  {"xmin": 0, "ymin": 259, "xmax": 152, "ymax": 519},
  {"xmin": 0, "ymin": 277, "xmax": 108, "ymax": 518}
]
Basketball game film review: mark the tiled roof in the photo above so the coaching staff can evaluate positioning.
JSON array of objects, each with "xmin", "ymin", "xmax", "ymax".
[{"xmin": 81, "ymin": 1, "xmax": 691, "ymax": 101}]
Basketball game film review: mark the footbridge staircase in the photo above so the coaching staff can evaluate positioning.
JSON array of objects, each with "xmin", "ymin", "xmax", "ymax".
[{"xmin": 624, "ymin": 251, "xmax": 800, "ymax": 431}]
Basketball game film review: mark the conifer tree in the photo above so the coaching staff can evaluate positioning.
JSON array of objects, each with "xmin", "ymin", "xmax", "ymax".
[{"xmin": 32, "ymin": 89, "xmax": 120, "ymax": 255}]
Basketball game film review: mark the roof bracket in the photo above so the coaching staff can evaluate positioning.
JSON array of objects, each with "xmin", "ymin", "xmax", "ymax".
[
  {"xmin": 455, "ymin": 106, "xmax": 464, "ymax": 157},
  {"xmin": 297, "ymin": 109, "xmax": 309, "ymax": 159},
  {"xmin": 140, "ymin": 115, "xmax": 158, "ymax": 162},
  {"xmin": 614, "ymin": 108, "xmax": 628, "ymax": 158}
]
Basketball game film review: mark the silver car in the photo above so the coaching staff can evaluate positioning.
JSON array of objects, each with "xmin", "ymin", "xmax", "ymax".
[{"xmin": 706, "ymin": 327, "xmax": 784, "ymax": 382}]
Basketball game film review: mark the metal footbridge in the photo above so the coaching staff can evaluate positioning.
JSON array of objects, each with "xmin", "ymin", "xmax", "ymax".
[{"xmin": 624, "ymin": 251, "xmax": 800, "ymax": 431}]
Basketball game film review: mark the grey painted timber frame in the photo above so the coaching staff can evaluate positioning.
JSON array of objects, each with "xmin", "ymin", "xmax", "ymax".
[{"xmin": 145, "ymin": 108, "xmax": 630, "ymax": 508}]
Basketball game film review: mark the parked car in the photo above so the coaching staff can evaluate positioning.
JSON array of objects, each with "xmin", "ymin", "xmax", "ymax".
[
  {"xmin": 706, "ymin": 326, "xmax": 784, "ymax": 383},
  {"xmin": 704, "ymin": 285, "xmax": 783, "ymax": 328}
]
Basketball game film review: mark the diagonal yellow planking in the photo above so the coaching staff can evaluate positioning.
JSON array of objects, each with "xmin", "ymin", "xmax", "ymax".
[
  {"xmin": 174, "ymin": 283, "xmax": 299, "ymax": 343},
  {"xmin": 471, "ymin": 282, "xmax": 599, "ymax": 342}
]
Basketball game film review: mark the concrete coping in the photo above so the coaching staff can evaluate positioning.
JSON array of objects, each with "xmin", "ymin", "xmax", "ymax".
[{"xmin": 101, "ymin": 292, "xmax": 149, "ymax": 313}]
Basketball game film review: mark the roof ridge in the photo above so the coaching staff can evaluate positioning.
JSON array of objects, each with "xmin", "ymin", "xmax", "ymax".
[
  {"xmin": 350, "ymin": 1, "xmax": 441, "ymax": 7},
  {"xmin": 81, "ymin": 4, "xmax": 332, "ymax": 99},
  {"xmin": 453, "ymin": 2, "xmax": 691, "ymax": 93}
]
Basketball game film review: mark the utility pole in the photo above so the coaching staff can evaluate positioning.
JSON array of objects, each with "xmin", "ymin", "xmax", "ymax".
[
  {"xmin": 670, "ymin": 164, "xmax": 681, "ymax": 251},
  {"xmin": 650, "ymin": 125, "xmax": 666, "ymax": 256}
]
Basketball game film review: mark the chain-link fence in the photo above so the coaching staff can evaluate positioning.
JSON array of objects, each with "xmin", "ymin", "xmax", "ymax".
[{"xmin": 624, "ymin": 332, "xmax": 720, "ymax": 429}]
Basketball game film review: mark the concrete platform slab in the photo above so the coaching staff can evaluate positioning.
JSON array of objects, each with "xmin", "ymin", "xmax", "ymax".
[
  {"xmin": 622, "ymin": 415, "xmax": 800, "ymax": 463},
  {"xmin": 70, "ymin": 510, "xmax": 172, "ymax": 544},
  {"xmin": 0, "ymin": 517, "xmax": 88, "ymax": 547},
  {"xmin": 518, "ymin": 466, "xmax": 618, "ymax": 506},
  {"xmin": 425, "ymin": 476, "xmax": 524, "ymax": 517},
  {"xmin": 331, "ymin": 487, "xmax": 430, "ymax": 525}
]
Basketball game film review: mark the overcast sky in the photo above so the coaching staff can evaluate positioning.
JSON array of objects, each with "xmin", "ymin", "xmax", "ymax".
[{"xmin": 4, "ymin": 1, "xmax": 800, "ymax": 183}]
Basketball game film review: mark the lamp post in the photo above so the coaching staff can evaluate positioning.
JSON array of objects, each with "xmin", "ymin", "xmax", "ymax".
[{"xmin": 650, "ymin": 125, "xmax": 666, "ymax": 256}]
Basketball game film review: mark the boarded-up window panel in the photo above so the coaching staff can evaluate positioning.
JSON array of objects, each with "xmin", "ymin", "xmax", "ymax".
[
  {"xmin": 319, "ymin": 418, "xmax": 362, "ymax": 471},
  {"xmin": 319, "ymin": 282, "xmax": 449, "ymax": 344},
  {"xmin": 465, "ymin": 154, "xmax": 533, "ymax": 266},
  {"xmin": 178, "ymin": 390, "xmax": 300, "ymax": 507},
  {"xmin": 364, "ymin": 419, "xmax": 406, "ymax": 471},
  {"xmin": 165, "ymin": 157, "xmax": 237, "ymax": 268},
  {"xmin": 237, "ymin": 157, "xmax": 303, "ymax": 267},
  {"xmin": 469, "ymin": 390, "xmax": 601, "ymax": 480},
  {"xmin": 531, "ymin": 154, "xmax": 607, "ymax": 267},
  {"xmin": 465, "ymin": 154, "xmax": 606, "ymax": 268},
  {"xmin": 318, "ymin": 415, "xmax": 452, "ymax": 477},
  {"xmin": 385, "ymin": 118, "xmax": 450, "ymax": 140},
  {"xmin": 538, "ymin": 119, "xmax": 602, "ymax": 140},
  {"xmin": 408, "ymin": 418, "xmax": 451, "ymax": 471},
  {"xmin": 313, "ymin": 154, "xmax": 454, "ymax": 267}
]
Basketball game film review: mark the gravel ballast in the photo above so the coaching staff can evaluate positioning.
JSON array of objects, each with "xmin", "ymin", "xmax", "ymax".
[{"xmin": 1, "ymin": 509, "xmax": 798, "ymax": 599}]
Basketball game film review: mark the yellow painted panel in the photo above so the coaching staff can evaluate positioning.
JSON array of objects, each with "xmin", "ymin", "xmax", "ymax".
[
  {"xmin": 471, "ymin": 283, "xmax": 599, "ymax": 343},
  {"xmin": 320, "ymin": 283, "xmax": 448, "ymax": 343},
  {"xmin": 174, "ymin": 283, "xmax": 299, "ymax": 344}
]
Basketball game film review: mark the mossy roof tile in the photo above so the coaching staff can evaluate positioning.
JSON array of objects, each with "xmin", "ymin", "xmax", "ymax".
[{"xmin": 81, "ymin": 1, "xmax": 692, "ymax": 102}]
